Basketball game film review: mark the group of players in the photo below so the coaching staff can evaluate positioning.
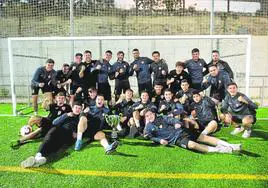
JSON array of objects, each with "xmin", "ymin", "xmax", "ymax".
[{"xmin": 17, "ymin": 48, "xmax": 258, "ymax": 168}]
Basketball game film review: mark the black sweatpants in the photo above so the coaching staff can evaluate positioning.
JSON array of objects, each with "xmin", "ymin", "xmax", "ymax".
[{"xmin": 38, "ymin": 127, "xmax": 75, "ymax": 157}]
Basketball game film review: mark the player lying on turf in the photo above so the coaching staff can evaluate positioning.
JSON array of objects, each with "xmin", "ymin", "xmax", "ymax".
[
  {"xmin": 11, "ymin": 92, "xmax": 72, "ymax": 149},
  {"xmin": 20, "ymin": 102, "xmax": 82, "ymax": 168},
  {"xmin": 74, "ymin": 94, "xmax": 119, "ymax": 153},
  {"xmin": 219, "ymin": 82, "xmax": 258, "ymax": 138},
  {"xmin": 143, "ymin": 108, "xmax": 241, "ymax": 154}
]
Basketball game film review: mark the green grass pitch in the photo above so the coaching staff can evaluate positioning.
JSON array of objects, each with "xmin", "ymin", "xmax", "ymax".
[{"xmin": 0, "ymin": 104, "xmax": 267, "ymax": 187}]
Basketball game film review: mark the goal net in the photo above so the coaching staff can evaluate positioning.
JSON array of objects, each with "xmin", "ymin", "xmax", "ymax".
[{"xmin": 3, "ymin": 35, "xmax": 251, "ymax": 116}]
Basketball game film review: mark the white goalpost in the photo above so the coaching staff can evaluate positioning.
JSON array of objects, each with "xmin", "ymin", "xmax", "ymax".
[{"xmin": 6, "ymin": 35, "xmax": 252, "ymax": 116}]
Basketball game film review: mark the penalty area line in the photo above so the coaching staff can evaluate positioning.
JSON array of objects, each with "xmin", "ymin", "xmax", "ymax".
[{"xmin": 0, "ymin": 166, "xmax": 268, "ymax": 180}]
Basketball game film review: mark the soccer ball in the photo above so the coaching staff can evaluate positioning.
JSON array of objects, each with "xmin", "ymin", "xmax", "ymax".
[{"xmin": 20, "ymin": 125, "xmax": 32, "ymax": 136}]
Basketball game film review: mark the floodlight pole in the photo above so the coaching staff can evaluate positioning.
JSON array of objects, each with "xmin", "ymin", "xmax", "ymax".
[
  {"xmin": 8, "ymin": 38, "xmax": 16, "ymax": 116},
  {"xmin": 245, "ymin": 35, "xmax": 251, "ymax": 96},
  {"xmin": 210, "ymin": 0, "xmax": 215, "ymax": 57}
]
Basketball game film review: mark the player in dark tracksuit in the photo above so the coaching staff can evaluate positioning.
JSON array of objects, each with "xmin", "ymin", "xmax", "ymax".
[
  {"xmin": 184, "ymin": 48, "xmax": 208, "ymax": 90},
  {"xmin": 208, "ymin": 50, "xmax": 234, "ymax": 80},
  {"xmin": 191, "ymin": 91, "xmax": 219, "ymax": 135},
  {"xmin": 175, "ymin": 79, "xmax": 195, "ymax": 115},
  {"xmin": 201, "ymin": 64, "xmax": 231, "ymax": 103},
  {"xmin": 55, "ymin": 64, "xmax": 72, "ymax": 96},
  {"xmin": 20, "ymin": 102, "xmax": 82, "ymax": 168},
  {"xmin": 113, "ymin": 89, "xmax": 135, "ymax": 137},
  {"xmin": 158, "ymin": 89, "xmax": 184, "ymax": 118},
  {"xmin": 31, "ymin": 59, "xmax": 57, "ymax": 115},
  {"xmin": 128, "ymin": 91, "xmax": 157, "ymax": 137},
  {"xmin": 80, "ymin": 50, "xmax": 98, "ymax": 96},
  {"xmin": 11, "ymin": 93, "xmax": 72, "ymax": 149},
  {"xmin": 129, "ymin": 48, "xmax": 154, "ymax": 97},
  {"xmin": 220, "ymin": 82, "xmax": 258, "ymax": 138},
  {"xmin": 143, "ymin": 109, "xmax": 240, "ymax": 154},
  {"xmin": 69, "ymin": 55, "xmax": 85, "ymax": 105},
  {"xmin": 151, "ymin": 51, "xmax": 169, "ymax": 88},
  {"xmin": 112, "ymin": 51, "xmax": 131, "ymax": 101},
  {"xmin": 93, "ymin": 50, "xmax": 114, "ymax": 102},
  {"xmin": 167, "ymin": 61, "xmax": 192, "ymax": 94},
  {"xmin": 151, "ymin": 82, "xmax": 164, "ymax": 109},
  {"xmin": 74, "ymin": 95, "xmax": 119, "ymax": 153}
]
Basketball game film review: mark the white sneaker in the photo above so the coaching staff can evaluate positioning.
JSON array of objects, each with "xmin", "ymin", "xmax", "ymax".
[
  {"xmin": 21, "ymin": 156, "xmax": 35, "ymax": 168},
  {"xmin": 242, "ymin": 129, "xmax": 252, "ymax": 138},
  {"xmin": 230, "ymin": 127, "xmax": 244, "ymax": 135},
  {"xmin": 33, "ymin": 156, "xmax": 47, "ymax": 167},
  {"xmin": 216, "ymin": 145, "xmax": 233, "ymax": 154},
  {"xmin": 229, "ymin": 144, "xmax": 242, "ymax": 151}
]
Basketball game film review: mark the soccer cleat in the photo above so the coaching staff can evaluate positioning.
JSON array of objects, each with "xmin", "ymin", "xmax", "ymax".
[
  {"xmin": 242, "ymin": 129, "xmax": 252, "ymax": 138},
  {"xmin": 216, "ymin": 145, "xmax": 233, "ymax": 154},
  {"xmin": 230, "ymin": 127, "xmax": 244, "ymax": 135},
  {"xmin": 74, "ymin": 139, "xmax": 83, "ymax": 151},
  {"xmin": 21, "ymin": 156, "xmax": 35, "ymax": 168},
  {"xmin": 105, "ymin": 141, "xmax": 119, "ymax": 154},
  {"xmin": 229, "ymin": 144, "xmax": 242, "ymax": 151},
  {"xmin": 33, "ymin": 157, "xmax": 47, "ymax": 167}
]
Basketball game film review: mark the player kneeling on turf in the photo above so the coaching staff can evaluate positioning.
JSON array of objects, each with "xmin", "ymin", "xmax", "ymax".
[
  {"xmin": 143, "ymin": 108, "xmax": 241, "ymax": 154},
  {"xmin": 220, "ymin": 82, "xmax": 258, "ymax": 138},
  {"xmin": 21, "ymin": 102, "xmax": 82, "ymax": 168}
]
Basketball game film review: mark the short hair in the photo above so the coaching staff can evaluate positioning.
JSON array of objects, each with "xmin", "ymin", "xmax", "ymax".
[
  {"xmin": 181, "ymin": 79, "xmax": 189, "ymax": 84},
  {"xmin": 125, "ymin": 88, "xmax": 133, "ymax": 93},
  {"xmin": 46, "ymin": 58, "xmax": 55, "ymax": 64},
  {"xmin": 84, "ymin": 50, "xmax": 92, "ymax": 55},
  {"xmin": 143, "ymin": 108, "xmax": 154, "ymax": 115},
  {"xmin": 164, "ymin": 88, "xmax": 173, "ymax": 93},
  {"xmin": 97, "ymin": 94, "xmax": 105, "ymax": 98},
  {"xmin": 105, "ymin": 50, "xmax": 112, "ymax": 54},
  {"xmin": 75, "ymin": 53, "xmax": 83, "ymax": 57},
  {"xmin": 208, "ymin": 64, "xmax": 218, "ymax": 69},
  {"xmin": 227, "ymin": 82, "xmax": 238, "ymax": 88},
  {"xmin": 175, "ymin": 61, "xmax": 184, "ymax": 68},
  {"xmin": 62, "ymin": 63, "xmax": 69, "ymax": 67},
  {"xmin": 56, "ymin": 92, "xmax": 65, "ymax": 97},
  {"xmin": 88, "ymin": 87, "xmax": 97, "ymax": 92},
  {"xmin": 154, "ymin": 81, "xmax": 163, "ymax": 86},
  {"xmin": 72, "ymin": 101, "xmax": 82, "ymax": 107},
  {"xmin": 192, "ymin": 89, "xmax": 201, "ymax": 95},
  {"xmin": 141, "ymin": 90, "xmax": 149, "ymax": 95},
  {"xmin": 152, "ymin": 51, "xmax": 160, "ymax": 56},
  {"xmin": 212, "ymin": 50, "xmax": 219, "ymax": 54},
  {"xmin": 117, "ymin": 51, "xmax": 124, "ymax": 56},
  {"xmin": 192, "ymin": 48, "xmax": 199, "ymax": 53},
  {"xmin": 132, "ymin": 48, "xmax": 139, "ymax": 52}
]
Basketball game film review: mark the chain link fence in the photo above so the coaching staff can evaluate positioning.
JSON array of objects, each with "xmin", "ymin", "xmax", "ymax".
[{"xmin": 0, "ymin": 0, "xmax": 267, "ymax": 37}]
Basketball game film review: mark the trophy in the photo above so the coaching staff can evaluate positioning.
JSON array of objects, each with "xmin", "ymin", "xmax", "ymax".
[{"xmin": 105, "ymin": 114, "xmax": 122, "ymax": 141}]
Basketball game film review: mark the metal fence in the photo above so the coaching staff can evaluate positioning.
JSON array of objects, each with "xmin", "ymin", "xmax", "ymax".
[{"xmin": 0, "ymin": 0, "xmax": 268, "ymax": 37}]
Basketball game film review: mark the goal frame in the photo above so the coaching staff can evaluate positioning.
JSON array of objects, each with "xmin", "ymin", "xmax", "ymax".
[{"xmin": 7, "ymin": 35, "xmax": 252, "ymax": 116}]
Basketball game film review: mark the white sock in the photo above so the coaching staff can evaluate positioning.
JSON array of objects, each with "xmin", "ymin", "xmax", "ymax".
[
  {"xmin": 100, "ymin": 139, "xmax": 109, "ymax": 149},
  {"xmin": 134, "ymin": 119, "xmax": 140, "ymax": 128},
  {"xmin": 35, "ymin": 152, "xmax": 42, "ymax": 159},
  {"xmin": 201, "ymin": 130, "xmax": 208, "ymax": 135},
  {"xmin": 116, "ymin": 124, "xmax": 122, "ymax": 131},
  {"xmin": 77, "ymin": 132, "xmax": 83, "ymax": 140},
  {"xmin": 217, "ymin": 140, "xmax": 231, "ymax": 147},
  {"xmin": 207, "ymin": 146, "xmax": 219, "ymax": 153}
]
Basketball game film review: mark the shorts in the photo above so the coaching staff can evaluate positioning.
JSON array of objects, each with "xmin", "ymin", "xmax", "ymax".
[
  {"xmin": 97, "ymin": 83, "xmax": 111, "ymax": 101},
  {"xmin": 232, "ymin": 114, "xmax": 257, "ymax": 124},
  {"xmin": 31, "ymin": 85, "xmax": 53, "ymax": 95},
  {"xmin": 175, "ymin": 129, "xmax": 201, "ymax": 149},
  {"xmin": 114, "ymin": 79, "xmax": 130, "ymax": 96}
]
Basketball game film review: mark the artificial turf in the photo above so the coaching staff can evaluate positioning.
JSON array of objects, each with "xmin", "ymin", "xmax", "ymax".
[{"xmin": 0, "ymin": 104, "xmax": 267, "ymax": 187}]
